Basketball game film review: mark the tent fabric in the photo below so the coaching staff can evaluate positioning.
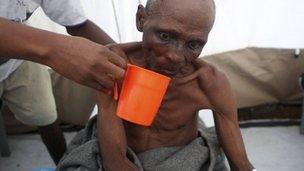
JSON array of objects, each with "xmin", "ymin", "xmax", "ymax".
[
  {"xmin": 204, "ymin": 48, "xmax": 304, "ymax": 108},
  {"xmin": 25, "ymin": 0, "xmax": 304, "ymax": 55}
]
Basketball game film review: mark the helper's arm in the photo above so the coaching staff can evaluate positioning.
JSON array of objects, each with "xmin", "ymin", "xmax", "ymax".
[
  {"xmin": 193, "ymin": 59, "xmax": 254, "ymax": 171},
  {"xmin": 97, "ymin": 92, "xmax": 138, "ymax": 171},
  {"xmin": 0, "ymin": 17, "xmax": 126, "ymax": 90},
  {"xmin": 66, "ymin": 19, "xmax": 114, "ymax": 45}
]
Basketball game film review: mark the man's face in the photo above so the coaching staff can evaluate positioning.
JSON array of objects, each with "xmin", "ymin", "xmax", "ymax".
[{"xmin": 138, "ymin": 0, "xmax": 214, "ymax": 77}]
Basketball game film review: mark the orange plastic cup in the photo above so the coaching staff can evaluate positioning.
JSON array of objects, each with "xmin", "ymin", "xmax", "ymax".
[{"xmin": 116, "ymin": 64, "xmax": 171, "ymax": 126}]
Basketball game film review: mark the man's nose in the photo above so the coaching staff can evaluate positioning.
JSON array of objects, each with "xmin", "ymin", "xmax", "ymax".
[{"xmin": 165, "ymin": 51, "xmax": 185, "ymax": 64}]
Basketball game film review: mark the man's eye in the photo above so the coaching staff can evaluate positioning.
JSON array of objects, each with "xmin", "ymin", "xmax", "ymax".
[
  {"xmin": 159, "ymin": 32, "xmax": 171, "ymax": 41},
  {"xmin": 188, "ymin": 41, "xmax": 203, "ymax": 50}
]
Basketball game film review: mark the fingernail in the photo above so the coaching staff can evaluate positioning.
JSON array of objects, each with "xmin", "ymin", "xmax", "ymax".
[{"xmin": 113, "ymin": 82, "xmax": 118, "ymax": 100}]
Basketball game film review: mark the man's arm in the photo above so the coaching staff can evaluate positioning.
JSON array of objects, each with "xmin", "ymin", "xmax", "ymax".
[
  {"xmin": 97, "ymin": 92, "xmax": 138, "ymax": 171},
  {"xmin": 66, "ymin": 20, "xmax": 114, "ymax": 45},
  {"xmin": 211, "ymin": 82, "xmax": 253, "ymax": 171},
  {"xmin": 0, "ymin": 17, "xmax": 126, "ymax": 90},
  {"xmin": 193, "ymin": 59, "xmax": 254, "ymax": 171}
]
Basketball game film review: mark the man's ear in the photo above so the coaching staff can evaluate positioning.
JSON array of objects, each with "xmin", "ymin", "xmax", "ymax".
[{"xmin": 136, "ymin": 5, "xmax": 147, "ymax": 32}]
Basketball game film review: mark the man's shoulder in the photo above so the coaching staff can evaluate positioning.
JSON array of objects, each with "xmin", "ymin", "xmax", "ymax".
[
  {"xmin": 193, "ymin": 58, "xmax": 230, "ymax": 90},
  {"xmin": 193, "ymin": 58, "xmax": 222, "ymax": 79},
  {"xmin": 193, "ymin": 58, "xmax": 216, "ymax": 72}
]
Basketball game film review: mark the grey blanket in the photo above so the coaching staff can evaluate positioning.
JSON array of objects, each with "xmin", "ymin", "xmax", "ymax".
[{"xmin": 57, "ymin": 116, "xmax": 227, "ymax": 171}]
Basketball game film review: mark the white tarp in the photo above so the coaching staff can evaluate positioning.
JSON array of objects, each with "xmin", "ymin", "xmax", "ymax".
[{"xmin": 26, "ymin": 0, "xmax": 304, "ymax": 55}]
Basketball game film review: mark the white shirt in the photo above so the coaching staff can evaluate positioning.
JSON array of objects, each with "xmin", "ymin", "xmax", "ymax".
[{"xmin": 0, "ymin": 0, "xmax": 87, "ymax": 82}]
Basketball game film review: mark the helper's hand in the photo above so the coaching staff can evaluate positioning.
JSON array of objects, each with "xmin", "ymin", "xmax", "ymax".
[
  {"xmin": 0, "ymin": 18, "xmax": 126, "ymax": 91},
  {"xmin": 46, "ymin": 36, "xmax": 127, "ymax": 91}
]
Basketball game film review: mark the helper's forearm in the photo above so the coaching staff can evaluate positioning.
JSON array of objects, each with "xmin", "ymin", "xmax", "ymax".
[
  {"xmin": 0, "ymin": 17, "xmax": 69, "ymax": 65},
  {"xmin": 66, "ymin": 20, "xmax": 114, "ymax": 45},
  {"xmin": 97, "ymin": 101, "xmax": 138, "ymax": 171},
  {"xmin": 213, "ymin": 112, "xmax": 253, "ymax": 171}
]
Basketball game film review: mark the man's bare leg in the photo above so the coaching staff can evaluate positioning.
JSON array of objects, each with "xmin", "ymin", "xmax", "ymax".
[{"xmin": 38, "ymin": 119, "xmax": 67, "ymax": 164}]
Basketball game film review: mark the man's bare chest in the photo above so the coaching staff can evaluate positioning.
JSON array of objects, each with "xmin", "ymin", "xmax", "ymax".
[
  {"xmin": 122, "ymin": 77, "xmax": 213, "ymax": 152},
  {"xmin": 151, "ymin": 79, "xmax": 211, "ymax": 130}
]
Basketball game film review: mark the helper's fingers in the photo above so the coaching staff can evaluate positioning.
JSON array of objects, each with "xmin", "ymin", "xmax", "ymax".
[
  {"xmin": 85, "ymin": 79, "xmax": 105, "ymax": 91},
  {"xmin": 103, "ymin": 62, "xmax": 126, "ymax": 81},
  {"xmin": 94, "ymin": 72, "xmax": 115, "ymax": 90},
  {"xmin": 107, "ymin": 42, "xmax": 142, "ymax": 53},
  {"xmin": 107, "ymin": 42, "xmax": 142, "ymax": 68},
  {"xmin": 107, "ymin": 51, "xmax": 127, "ymax": 69}
]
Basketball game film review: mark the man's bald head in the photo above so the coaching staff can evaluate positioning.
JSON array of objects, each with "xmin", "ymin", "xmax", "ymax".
[
  {"xmin": 135, "ymin": 0, "xmax": 217, "ymax": 75},
  {"xmin": 146, "ymin": 0, "xmax": 215, "ymax": 13},
  {"xmin": 144, "ymin": 0, "xmax": 216, "ymax": 30}
]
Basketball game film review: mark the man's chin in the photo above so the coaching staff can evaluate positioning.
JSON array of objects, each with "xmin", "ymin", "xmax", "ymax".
[
  {"xmin": 147, "ymin": 64, "xmax": 181, "ymax": 77},
  {"xmin": 158, "ymin": 66, "xmax": 196, "ymax": 78},
  {"xmin": 158, "ymin": 69, "xmax": 181, "ymax": 77}
]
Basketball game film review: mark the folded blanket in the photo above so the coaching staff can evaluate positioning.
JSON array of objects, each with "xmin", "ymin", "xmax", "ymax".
[{"xmin": 57, "ymin": 116, "xmax": 227, "ymax": 171}]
